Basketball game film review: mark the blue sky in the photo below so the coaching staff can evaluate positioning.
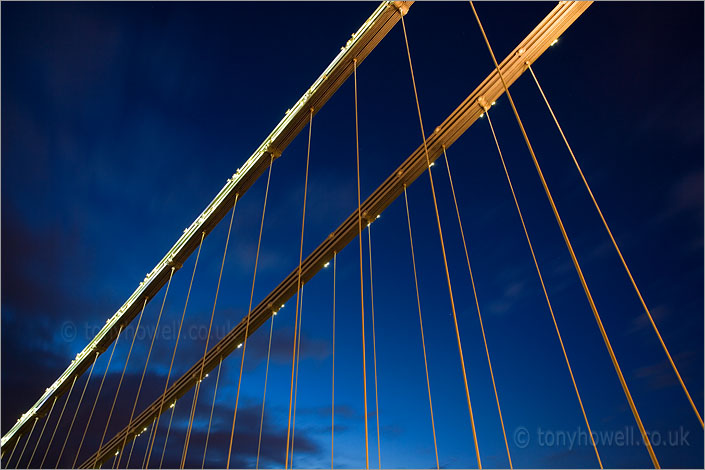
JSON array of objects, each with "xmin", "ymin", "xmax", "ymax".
[{"xmin": 2, "ymin": 2, "xmax": 703, "ymax": 468}]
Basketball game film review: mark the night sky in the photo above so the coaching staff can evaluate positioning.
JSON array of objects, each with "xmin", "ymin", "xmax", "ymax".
[{"xmin": 2, "ymin": 2, "xmax": 703, "ymax": 469}]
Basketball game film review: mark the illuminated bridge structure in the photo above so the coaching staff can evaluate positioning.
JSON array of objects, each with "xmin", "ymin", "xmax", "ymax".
[{"xmin": 1, "ymin": 2, "xmax": 702, "ymax": 469}]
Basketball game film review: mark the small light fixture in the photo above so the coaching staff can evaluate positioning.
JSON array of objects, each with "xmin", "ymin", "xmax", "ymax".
[
  {"xmin": 550, "ymin": 38, "xmax": 558, "ymax": 46},
  {"xmin": 237, "ymin": 343, "xmax": 243, "ymax": 349},
  {"xmin": 324, "ymin": 262, "xmax": 330, "ymax": 268}
]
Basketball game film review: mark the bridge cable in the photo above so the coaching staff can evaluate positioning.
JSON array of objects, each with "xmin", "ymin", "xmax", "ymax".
[
  {"xmin": 527, "ymin": 64, "xmax": 703, "ymax": 429},
  {"xmin": 5, "ymin": 430, "xmax": 21, "ymax": 468},
  {"xmin": 114, "ymin": 268, "xmax": 174, "ymax": 469},
  {"xmin": 483, "ymin": 108, "xmax": 603, "ymax": 467},
  {"xmin": 196, "ymin": 358, "xmax": 221, "ymax": 469},
  {"xmin": 352, "ymin": 56, "xmax": 371, "ymax": 470},
  {"xmin": 27, "ymin": 396, "xmax": 57, "ymax": 468},
  {"xmin": 157, "ymin": 401, "xmax": 176, "ymax": 469},
  {"xmin": 93, "ymin": 296, "xmax": 149, "ymax": 467},
  {"xmin": 366, "ymin": 223, "xmax": 382, "ymax": 469},
  {"xmin": 180, "ymin": 193, "xmax": 239, "ymax": 469},
  {"xmin": 140, "ymin": 270, "xmax": 178, "ymax": 469},
  {"xmin": 14, "ymin": 417, "xmax": 38, "ymax": 469},
  {"xmin": 255, "ymin": 317, "xmax": 275, "ymax": 469},
  {"xmin": 227, "ymin": 154, "xmax": 275, "ymax": 469},
  {"xmin": 331, "ymin": 251, "xmax": 336, "ymax": 469},
  {"xmin": 442, "ymin": 146, "xmax": 513, "ymax": 467},
  {"xmin": 74, "ymin": 325, "xmax": 124, "ymax": 468},
  {"xmin": 200, "ymin": 357, "xmax": 222, "ymax": 469},
  {"xmin": 289, "ymin": 286, "xmax": 305, "ymax": 467},
  {"xmin": 122, "ymin": 431, "xmax": 135, "ymax": 468},
  {"xmin": 40, "ymin": 375, "xmax": 77, "ymax": 468},
  {"xmin": 399, "ymin": 11, "xmax": 482, "ymax": 468},
  {"xmin": 145, "ymin": 231, "xmax": 207, "ymax": 468},
  {"xmin": 284, "ymin": 107, "xmax": 314, "ymax": 470},
  {"xmin": 403, "ymin": 186, "xmax": 440, "ymax": 469},
  {"xmin": 57, "ymin": 350, "xmax": 100, "ymax": 468},
  {"xmin": 469, "ymin": 3, "xmax": 659, "ymax": 468},
  {"xmin": 127, "ymin": 420, "xmax": 152, "ymax": 469}
]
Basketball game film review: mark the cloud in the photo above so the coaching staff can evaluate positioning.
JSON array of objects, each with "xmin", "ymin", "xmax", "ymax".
[
  {"xmin": 161, "ymin": 401, "xmax": 321, "ymax": 469},
  {"xmin": 245, "ymin": 326, "xmax": 331, "ymax": 368},
  {"xmin": 632, "ymin": 351, "xmax": 696, "ymax": 391},
  {"xmin": 487, "ymin": 279, "xmax": 528, "ymax": 316}
]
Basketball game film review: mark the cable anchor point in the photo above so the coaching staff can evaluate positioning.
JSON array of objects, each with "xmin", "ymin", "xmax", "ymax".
[
  {"xmin": 393, "ymin": 1, "xmax": 410, "ymax": 16},
  {"xmin": 477, "ymin": 96, "xmax": 491, "ymax": 112}
]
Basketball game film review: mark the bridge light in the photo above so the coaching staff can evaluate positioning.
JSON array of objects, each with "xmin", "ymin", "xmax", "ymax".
[
  {"xmin": 491, "ymin": 101, "xmax": 496, "ymax": 106},
  {"xmin": 143, "ymin": 427, "xmax": 148, "ymax": 432},
  {"xmin": 237, "ymin": 343, "xmax": 243, "ymax": 349},
  {"xmin": 376, "ymin": 214, "xmax": 381, "ymax": 219},
  {"xmin": 429, "ymin": 162, "xmax": 435, "ymax": 167},
  {"xmin": 281, "ymin": 304, "xmax": 285, "ymax": 308},
  {"xmin": 205, "ymin": 374, "xmax": 209, "ymax": 378},
  {"xmin": 115, "ymin": 451, "xmax": 120, "ymax": 456},
  {"xmin": 170, "ymin": 403, "xmax": 175, "ymax": 409},
  {"xmin": 550, "ymin": 38, "xmax": 558, "ymax": 46},
  {"xmin": 324, "ymin": 262, "xmax": 330, "ymax": 268}
]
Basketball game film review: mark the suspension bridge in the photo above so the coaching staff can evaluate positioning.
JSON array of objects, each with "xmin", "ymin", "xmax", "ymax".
[{"xmin": 1, "ymin": 1, "xmax": 703, "ymax": 468}]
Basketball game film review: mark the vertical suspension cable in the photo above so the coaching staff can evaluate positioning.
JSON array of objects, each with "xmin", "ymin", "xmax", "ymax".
[
  {"xmin": 285, "ymin": 107, "xmax": 314, "ymax": 470},
  {"xmin": 57, "ymin": 350, "xmax": 100, "ymax": 468},
  {"xmin": 227, "ymin": 155, "xmax": 275, "ymax": 469},
  {"xmin": 140, "ymin": 268, "xmax": 179, "ymax": 469},
  {"xmin": 527, "ymin": 64, "xmax": 703, "ymax": 429},
  {"xmin": 255, "ymin": 317, "xmax": 275, "ymax": 470},
  {"xmin": 403, "ymin": 186, "xmax": 440, "ymax": 469},
  {"xmin": 289, "ymin": 286, "xmax": 305, "ymax": 467},
  {"xmin": 165, "ymin": 388, "xmax": 192, "ymax": 470},
  {"xmin": 15, "ymin": 418, "xmax": 38, "ymax": 469},
  {"xmin": 141, "ymin": 420, "xmax": 156, "ymax": 469},
  {"xmin": 442, "ymin": 146, "xmax": 512, "ymax": 467},
  {"xmin": 122, "ymin": 429, "xmax": 135, "ymax": 468},
  {"xmin": 145, "ymin": 232, "xmax": 207, "ymax": 469},
  {"xmin": 399, "ymin": 11, "xmax": 482, "ymax": 468},
  {"xmin": 141, "ymin": 425, "xmax": 157, "ymax": 469},
  {"xmin": 352, "ymin": 57, "xmax": 371, "ymax": 470},
  {"xmin": 331, "ymin": 252, "xmax": 336, "ymax": 470},
  {"xmin": 94, "ymin": 296, "xmax": 150, "ymax": 467},
  {"xmin": 127, "ymin": 421, "xmax": 152, "ymax": 469},
  {"xmin": 27, "ymin": 397, "xmax": 57, "ymax": 468},
  {"xmin": 201, "ymin": 357, "xmax": 223, "ymax": 469},
  {"xmin": 157, "ymin": 402, "xmax": 177, "ymax": 469},
  {"xmin": 469, "ymin": 3, "xmax": 659, "ymax": 468},
  {"xmin": 484, "ymin": 108, "xmax": 603, "ymax": 467},
  {"xmin": 180, "ymin": 193, "xmax": 239, "ymax": 469},
  {"xmin": 366, "ymin": 224, "xmax": 382, "ymax": 469},
  {"xmin": 116, "ymin": 266, "xmax": 176, "ymax": 469},
  {"xmin": 74, "ymin": 326, "xmax": 124, "ymax": 468},
  {"xmin": 39, "ymin": 375, "xmax": 77, "ymax": 468},
  {"xmin": 5, "ymin": 431, "xmax": 21, "ymax": 468}
]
